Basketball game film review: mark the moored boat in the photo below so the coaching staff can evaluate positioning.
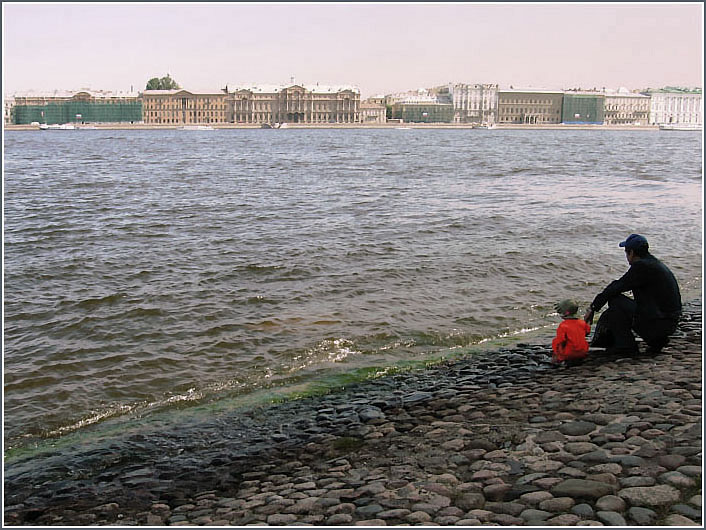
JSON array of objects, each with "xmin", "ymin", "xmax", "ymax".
[
  {"xmin": 659, "ymin": 124, "xmax": 702, "ymax": 131},
  {"xmin": 39, "ymin": 123, "xmax": 75, "ymax": 130}
]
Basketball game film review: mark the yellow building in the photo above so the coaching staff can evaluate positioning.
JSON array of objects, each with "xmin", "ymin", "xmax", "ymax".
[
  {"xmin": 142, "ymin": 89, "xmax": 228, "ymax": 125},
  {"xmin": 228, "ymin": 84, "xmax": 360, "ymax": 124},
  {"xmin": 497, "ymin": 90, "xmax": 564, "ymax": 124}
]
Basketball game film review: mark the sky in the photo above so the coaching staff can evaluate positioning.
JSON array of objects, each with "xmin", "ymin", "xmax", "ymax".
[{"xmin": 2, "ymin": 2, "xmax": 703, "ymax": 99}]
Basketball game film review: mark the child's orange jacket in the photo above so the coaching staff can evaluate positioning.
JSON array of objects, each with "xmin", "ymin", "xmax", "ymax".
[{"xmin": 552, "ymin": 318, "xmax": 591, "ymax": 361}]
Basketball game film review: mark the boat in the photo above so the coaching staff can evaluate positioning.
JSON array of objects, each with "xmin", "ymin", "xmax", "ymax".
[
  {"xmin": 39, "ymin": 123, "xmax": 75, "ymax": 130},
  {"xmin": 659, "ymin": 124, "xmax": 702, "ymax": 131},
  {"xmin": 181, "ymin": 125, "xmax": 214, "ymax": 131}
]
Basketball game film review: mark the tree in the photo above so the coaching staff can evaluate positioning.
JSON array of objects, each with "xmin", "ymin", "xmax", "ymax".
[{"xmin": 145, "ymin": 74, "xmax": 181, "ymax": 90}]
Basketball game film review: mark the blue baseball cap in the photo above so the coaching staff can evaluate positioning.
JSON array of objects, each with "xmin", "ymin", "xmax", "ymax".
[{"xmin": 619, "ymin": 233, "xmax": 649, "ymax": 250}]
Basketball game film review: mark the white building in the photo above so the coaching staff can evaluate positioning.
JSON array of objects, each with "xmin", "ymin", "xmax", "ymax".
[
  {"xmin": 359, "ymin": 101, "xmax": 386, "ymax": 124},
  {"xmin": 227, "ymin": 83, "xmax": 360, "ymax": 124},
  {"xmin": 4, "ymin": 95, "xmax": 15, "ymax": 125},
  {"xmin": 603, "ymin": 88, "xmax": 650, "ymax": 126},
  {"xmin": 644, "ymin": 88, "xmax": 702, "ymax": 127},
  {"xmin": 447, "ymin": 83, "xmax": 498, "ymax": 124}
]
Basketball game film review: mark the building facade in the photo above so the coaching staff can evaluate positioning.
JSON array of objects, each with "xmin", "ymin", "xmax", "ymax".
[
  {"xmin": 4, "ymin": 95, "xmax": 15, "ymax": 125},
  {"xmin": 359, "ymin": 101, "xmax": 386, "ymax": 124},
  {"xmin": 142, "ymin": 89, "xmax": 228, "ymax": 125},
  {"xmin": 497, "ymin": 90, "xmax": 563, "ymax": 124},
  {"xmin": 603, "ymin": 90, "xmax": 650, "ymax": 125},
  {"xmin": 447, "ymin": 83, "xmax": 498, "ymax": 124},
  {"xmin": 562, "ymin": 93, "xmax": 605, "ymax": 124},
  {"xmin": 644, "ymin": 88, "xmax": 703, "ymax": 126},
  {"xmin": 228, "ymin": 84, "xmax": 360, "ymax": 124},
  {"xmin": 390, "ymin": 101, "xmax": 454, "ymax": 123},
  {"xmin": 11, "ymin": 90, "xmax": 141, "ymax": 124}
]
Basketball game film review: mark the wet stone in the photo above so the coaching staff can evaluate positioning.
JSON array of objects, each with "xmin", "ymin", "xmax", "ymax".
[
  {"xmin": 663, "ymin": 514, "xmax": 699, "ymax": 526},
  {"xmin": 572, "ymin": 503, "xmax": 595, "ymax": 518},
  {"xmin": 659, "ymin": 471, "xmax": 696, "ymax": 488},
  {"xmin": 484, "ymin": 501, "xmax": 524, "ymax": 517},
  {"xmin": 546, "ymin": 513, "xmax": 581, "ymax": 526},
  {"xmin": 676, "ymin": 465, "xmax": 703, "ymax": 477},
  {"xmin": 620, "ymin": 476, "xmax": 656, "ymax": 488},
  {"xmin": 559, "ymin": 421, "xmax": 597, "ymax": 436},
  {"xmin": 618, "ymin": 485, "xmax": 681, "ymax": 507},
  {"xmin": 520, "ymin": 508, "xmax": 553, "ymax": 521},
  {"xmin": 671, "ymin": 504, "xmax": 702, "ymax": 520},
  {"xmin": 657, "ymin": 454, "xmax": 687, "ymax": 470},
  {"xmin": 597, "ymin": 510, "xmax": 627, "ymax": 526},
  {"xmin": 551, "ymin": 479, "xmax": 615, "ymax": 500}
]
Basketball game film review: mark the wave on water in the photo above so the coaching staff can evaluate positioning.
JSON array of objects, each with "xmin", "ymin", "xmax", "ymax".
[{"xmin": 3, "ymin": 128, "xmax": 702, "ymax": 452}]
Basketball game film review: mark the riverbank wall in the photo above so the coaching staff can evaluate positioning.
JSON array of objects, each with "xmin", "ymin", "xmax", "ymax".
[
  {"xmin": 4, "ymin": 299, "xmax": 702, "ymax": 526},
  {"xmin": 4, "ymin": 123, "xmax": 663, "ymax": 131}
]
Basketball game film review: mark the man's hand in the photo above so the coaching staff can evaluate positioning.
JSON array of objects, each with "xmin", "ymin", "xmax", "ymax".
[{"xmin": 584, "ymin": 308, "xmax": 594, "ymax": 325}]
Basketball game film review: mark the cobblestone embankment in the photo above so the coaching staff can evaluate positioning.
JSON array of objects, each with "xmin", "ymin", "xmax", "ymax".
[{"xmin": 4, "ymin": 301, "xmax": 702, "ymax": 526}]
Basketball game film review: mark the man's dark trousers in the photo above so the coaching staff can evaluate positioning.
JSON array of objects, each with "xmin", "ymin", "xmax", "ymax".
[{"xmin": 591, "ymin": 294, "xmax": 677, "ymax": 353}]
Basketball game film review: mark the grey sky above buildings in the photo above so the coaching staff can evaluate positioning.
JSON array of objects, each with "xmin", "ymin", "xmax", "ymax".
[{"xmin": 2, "ymin": 3, "xmax": 703, "ymax": 98}]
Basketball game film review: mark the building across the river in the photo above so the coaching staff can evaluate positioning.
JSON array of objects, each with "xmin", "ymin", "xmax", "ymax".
[
  {"xmin": 10, "ymin": 89, "xmax": 142, "ymax": 124},
  {"xmin": 444, "ymin": 83, "xmax": 499, "ymax": 124},
  {"xmin": 227, "ymin": 83, "xmax": 360, "ymax": 124},
  {"xmin": 603, "ymin": 88, "xmax": 650, "ymax": 126},
  {"xmin": 360, "ymin": 100, "xmax": 386, "ymax": 124},
  {"xmin": 4, "ymin": 95, "xmax": 15, "ymax": 125},
  {"xmin": 387, "ymin": 92, "xmax": 454, "ymax": 123},
  {"xmin": 141, "ymin": 89, "xmax": 228, "ymax": 125},
  {"xmin": 497, "ymin": 89, "xmax": 564, "ymax": 124},
  {"xmin": 643, "ymin": 87, "xmax": 703, "ymax": 127},
  {"xmin": 562, "ymin": 92, "xmax": 605, "ymax": 124}
]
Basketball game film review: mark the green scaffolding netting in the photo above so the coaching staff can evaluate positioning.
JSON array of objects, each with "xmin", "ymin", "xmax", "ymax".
[{"xmin": 13, "ymin": 101, "xmax": 143, "ymax": 124}]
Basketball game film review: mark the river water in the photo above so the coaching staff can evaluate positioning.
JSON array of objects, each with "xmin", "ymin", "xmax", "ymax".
[{"xmin": 3, "ymin": 128, "xmax": 702, "ymax": 452}]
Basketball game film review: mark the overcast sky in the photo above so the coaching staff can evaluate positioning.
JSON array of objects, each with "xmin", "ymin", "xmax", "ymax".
[{"xmin": 2, "ymin": 2, "xmax": 703, "ymax": 98}]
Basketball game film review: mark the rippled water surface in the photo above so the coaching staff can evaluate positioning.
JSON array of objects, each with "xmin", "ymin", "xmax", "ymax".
[{"xmin": 4, "ymin": 128, "xmax": 702, "ymax": 449}]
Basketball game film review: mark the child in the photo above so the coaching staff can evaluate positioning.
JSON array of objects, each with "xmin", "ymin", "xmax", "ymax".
[{"xmin": 552, "ymin": 299, "xmax": 591, "ymax": 364}]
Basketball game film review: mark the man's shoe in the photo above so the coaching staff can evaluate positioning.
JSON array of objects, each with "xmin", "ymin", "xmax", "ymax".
[{"xmin": 645, "ymin": 339, "xmax": 668, "ymax": 354}]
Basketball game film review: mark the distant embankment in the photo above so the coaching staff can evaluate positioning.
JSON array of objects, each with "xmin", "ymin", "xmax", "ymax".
[{"xmin": 4, "ymin": 123, "xmax": 662, "ymax": 131}]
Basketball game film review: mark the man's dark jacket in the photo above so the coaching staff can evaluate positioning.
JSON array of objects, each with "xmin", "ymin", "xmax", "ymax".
[{"xmin": 590, "ymin": 253, "xmax": 682, "ymax": 330}]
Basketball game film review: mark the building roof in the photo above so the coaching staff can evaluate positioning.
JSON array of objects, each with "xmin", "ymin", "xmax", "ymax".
[
  {"xmin": 499, "ymin": 88, "xmax": 563, "ymax": 94},
  {"xmin": 604, "ymin": 91, "xmax": 650, "ymax": 99},
  {"xmin": 142, "ymin": 89, "xmax": 226, "ymax": 96},
  {"xmin": 11, "ymin": 88, "xmax": 139, "ymax": 99},
  {"xmin": 643, "ymin": 87, "xmax": 702, "ymax": 94},
  {"xmin": 227, "ymin": 83, "xmax": 360, "ymax": 95}
]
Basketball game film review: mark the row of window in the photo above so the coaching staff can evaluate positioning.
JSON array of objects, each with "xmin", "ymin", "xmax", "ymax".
[
  {"xmin": 500, "ymin": 99, "xmax": 559, "ymax": 105},
  {"xmin": 147, "ymin": 111, "xmax": 225, "ymax": 117},
  {"xmin": 606, "ymin": 113, "xmax": 648, "ymax": 118},
  {"xmin": 145, "ymin": 102, "xmax": 226, "ymax": 109},
  {"xmin": 234, "ymin": 103, "xmax": 355, "ymax": 112},
  {"xmin": 605, "ymin": 105, "xmax": 649, "ymax": 111},
  {"xmin": 498, "ymin": 117, "xmax": 561, "ymax": 123},
  {"xmin": 147, "ymin": 118, "xmax": 222, "ymax": 123},
  {"xmin": 500, "ymin": 108, "xmax": 561, "ymax": 115}
]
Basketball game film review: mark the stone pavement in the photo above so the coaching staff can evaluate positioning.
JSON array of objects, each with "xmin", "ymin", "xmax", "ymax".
[{"xmin": 4, "ymin": 301, "xmax": 702, "ymax": 526}]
